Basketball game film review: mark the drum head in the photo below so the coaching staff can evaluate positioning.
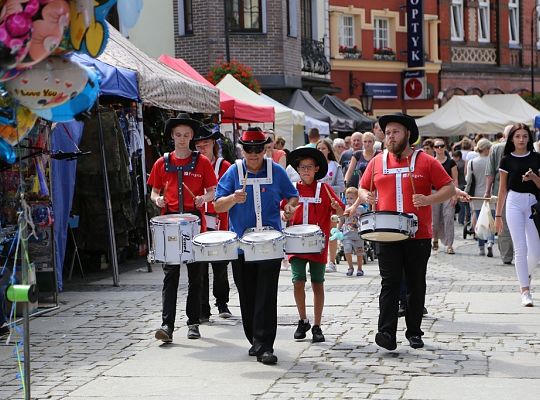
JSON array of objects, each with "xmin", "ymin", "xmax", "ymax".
[
  {"xmin": 151, "ymin": 214, "xmax": 199, "ymax": 224},
  {"xmin": 242, "ymin": 230, "xmax": 282, "ymax": 243},
  {"xmin": 361, "ymin": 231, "xmax": 409, "ymax": 242},
  {"xmin": 283, "ymin": 224, "xmax": 320, "ymax": 235},
  {"xmin": 193, "ymin": 231, "xmax": 237, "ymax": 245}
]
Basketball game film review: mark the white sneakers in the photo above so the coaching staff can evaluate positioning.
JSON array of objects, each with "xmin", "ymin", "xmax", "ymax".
[
  {"xmin": 521, "ymin": 290, "xmax": 534, "ymax": 307},
  {"xmin": 326, "ymin": 262, "xmax": 337, "ymax": 273}
]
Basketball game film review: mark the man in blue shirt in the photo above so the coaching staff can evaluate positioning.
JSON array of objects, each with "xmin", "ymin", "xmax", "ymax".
[{"xmin": 215, "ymin": 127, "xmax": 298, "ymax": 365}]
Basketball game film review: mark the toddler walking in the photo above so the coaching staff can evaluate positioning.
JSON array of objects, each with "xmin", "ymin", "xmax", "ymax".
[{"xmin": 339, "ymin": 187, "xmax": 365, "ymax": 276}]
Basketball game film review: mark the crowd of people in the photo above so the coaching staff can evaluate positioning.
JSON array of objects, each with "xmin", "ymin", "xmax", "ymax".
[{"xmin": 146, "ymin": 113, "xmax": 540, "ymax": 365}]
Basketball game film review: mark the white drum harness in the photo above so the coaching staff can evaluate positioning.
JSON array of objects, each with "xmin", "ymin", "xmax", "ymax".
[
  {"xmin": 294, "ymin": 181, "xmax": 322, "ymax": 224},
  {"xmin": 381, "ymin": 149, "xmax": 421, "ymax": 213}
]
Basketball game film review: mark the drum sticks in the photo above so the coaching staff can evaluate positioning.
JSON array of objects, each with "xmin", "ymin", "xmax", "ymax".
[
  {"xmin": 182, "ymin": 182, "xmax": 196, "ymax": 199},
  {"xmin": 242, "ymin": 177, "xmax": 247, "ymax": 192}
]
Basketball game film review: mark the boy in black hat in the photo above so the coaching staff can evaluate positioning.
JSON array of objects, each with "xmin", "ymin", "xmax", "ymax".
[
  {"xmin": 284, "ymin": 147, "xmax": 344, "ymax": 343},
  {"xmin": 148, "ymin": 113, "xmax": 218, "ymax": 343}
]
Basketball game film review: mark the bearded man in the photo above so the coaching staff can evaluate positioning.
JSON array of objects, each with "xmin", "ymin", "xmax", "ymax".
[{"xmin": 346, "ymin": 114, "xmax": 455, "ymax": 350}]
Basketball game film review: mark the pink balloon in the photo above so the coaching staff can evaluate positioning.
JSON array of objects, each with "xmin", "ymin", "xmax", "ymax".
[{"xmin": 5, "ymin": 13, "xmax": 33, "ymax": 37}]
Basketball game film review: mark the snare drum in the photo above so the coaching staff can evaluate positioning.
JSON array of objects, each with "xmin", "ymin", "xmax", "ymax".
[
  {"xmin": 149, "ymin": 214, "xmax": 200, "ymax": 264},
  {"xmin": 283, "ymin": 224, "xmax": 325, "ymax": 254},
  {"xmin": 239, "ymin": 227, "xmax": 284, "ymax": 262},
  {"xmin": 192, "ymin": 230, "xmax": 239, "ymax": 262},
  {"xmin": 359, "ymin": 211, "xmax": 418, "ymax": 242}
]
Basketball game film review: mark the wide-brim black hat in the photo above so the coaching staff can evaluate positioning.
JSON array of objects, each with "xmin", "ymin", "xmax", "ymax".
[
  {"xmin": 238, "ymin": 127, "xmax": 271, "ymax": 145},
  {"xmin": 165, "ymin": 112, "xmax": 202, "ymax": 136},
  {"xmin": 193, "ymin": 124, "xmax": 220, "ymax": 142},
  {"xmin": 378, "ymin": 113, "xmax": 419, "ymax": 144},
  {"xmin": 287, "ymin": 147, "xmax": 328, "ymax": 181}
]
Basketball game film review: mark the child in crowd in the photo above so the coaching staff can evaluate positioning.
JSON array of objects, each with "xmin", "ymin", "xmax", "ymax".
[
  {"xmin": 339, "ymin": 187, "xmax": 365, "ymax": 277},
  {"xmin": 282, "ymin": 147, "xmax": 344, "ymax": 343}
]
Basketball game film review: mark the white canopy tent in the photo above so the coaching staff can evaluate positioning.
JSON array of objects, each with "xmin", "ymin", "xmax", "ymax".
[
  {"xmin": 416, "ymin": 95, "xmax": 522, "ymax": 137},
  {"xmin": 481, "ymin": 94, "xmax": 539, "ymax": 127}
]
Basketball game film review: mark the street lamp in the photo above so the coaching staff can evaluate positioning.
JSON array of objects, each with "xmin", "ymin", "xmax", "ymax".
[
  {"xmin": 531, "ymin": 6, "xmax": 540, "ymax": 96},
  {"xmin": 360, "ymin": 93, "xmax": 374, "ymax": 115}
]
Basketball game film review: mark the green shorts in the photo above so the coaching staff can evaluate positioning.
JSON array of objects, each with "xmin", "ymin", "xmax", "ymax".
[{"xmin": 290, "ymin": 257, "xmax": 325, "ymax": 283}]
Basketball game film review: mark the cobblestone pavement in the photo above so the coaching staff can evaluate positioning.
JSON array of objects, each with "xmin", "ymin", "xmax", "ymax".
[{"xmin": 1, "ymin": 224, "xmax": 539, "ymax": 399}]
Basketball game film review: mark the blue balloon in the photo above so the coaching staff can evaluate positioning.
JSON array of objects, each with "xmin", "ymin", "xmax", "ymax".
[
  {"xmin": 34, "ymin": 67, "xmax": 100, "ymax": 122},
  {"xmin": 0, "ymin": 137, "xmax": 16, "ymax": 164},
  {"xmin": 118, "ymin": 0, "xmax": 143, "ymax": 29}
]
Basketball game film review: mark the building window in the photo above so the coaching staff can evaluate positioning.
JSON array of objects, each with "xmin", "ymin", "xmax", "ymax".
[
  {"xmin": 178, "ymin": 0, "xmax": 193, "ymax": 35},
  {"xmin": 287, "ymin": 0, "xmax": 298, "ymax": 37},
  {"xmin": 339, "ymin": 15, "xmax": 354, "ymax": 48},
  {"xmin": 301, "ymin": 0, "xmax": 312, "ymax": 40},
  {"xmin": 451, "ymin": 0, "xmax": 464, "ymax": 41},
  {"xmin": 373, "ymin": 18, "xmax": 389, "ymax": 50},
  {"xmin": 227, "ymin": 0, "xmax": 262, "ymax": 32},
  {"xmin": 477, "ymin": 0, "xmax": 489, "ymax": 42},
  {"xmin": 509, "ymin": 0, "xmax": 520, "ymax": 44}
]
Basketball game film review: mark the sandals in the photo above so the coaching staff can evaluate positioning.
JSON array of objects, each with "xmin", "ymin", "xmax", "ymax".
[
  {"xmin": 447, "ymin": 247, "xmax": 455, "ymax": 255},
  {"xmin": 356, "ymin": 270, "xmax": 364, "ymax": 277},
  {"xmin": 432, "ymin": 240, "xmax": 439, "ymax": 251},
  {"xmin": 346, "ymin": 268, "xmax": 354, "ymax": 276}
]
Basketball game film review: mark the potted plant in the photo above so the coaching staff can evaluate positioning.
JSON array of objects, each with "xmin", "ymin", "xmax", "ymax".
[
  {"xmin": 339, "ymin": 45, "xmax": 361, "ymax": 59},
  {"xmin": 207, "ymin": 60, "xmax": 260, "ymax": 92},
  {"xmin": 373, "ymin": 47, "xmax": 396, "ymax": 61}
]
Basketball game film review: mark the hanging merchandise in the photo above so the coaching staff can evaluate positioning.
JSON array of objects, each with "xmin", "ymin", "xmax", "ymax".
[
  {"xmin": 68, "ymin": 0, "xmax": 117, "ymax": 58},
  {"xmin": 0, "ymin": 103, "xmax": 37, "ymax": 145},
  {"xmin": 6, "ymin": 56, "xmax": 89, "ymax": 110},
  {"xmin": 33, "ymin": 66, "xmax": 100, "ymax": 122},
  {"xmin": 117, "ymin": 0, "xmax": 142, "ymax": 31},
  {"xmin": 0, "ymin": 136, "xmax": 16, "ymax": 163}
]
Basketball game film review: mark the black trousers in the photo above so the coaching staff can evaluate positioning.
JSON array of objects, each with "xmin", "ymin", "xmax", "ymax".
[
  {"xmin": 201, "ymin": 261, "xmax": 230, "ymax": 317},
  {"xmin": 232, "ymin": 255, "xmax": 281, "ymax": 354},
  {"xmin": 162, "ymin": 262, "xmax": 203, "ymax": 328},
  {"xmin": 376, "ymin": 239, "xmax": 431, "ymax": 339}
]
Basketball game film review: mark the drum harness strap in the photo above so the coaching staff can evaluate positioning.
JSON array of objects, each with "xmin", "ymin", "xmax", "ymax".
[
  {"xmin": 164, "ymin": 151, "xmax": 200, "ymax": 213},
  {"xmin": 204, "ymin": 157, "xmax": 224, "ymax": 230},
  {"xmin": 380, "ymin": 149, "xmax": 421, "ymax": 234},
  {"xmin": 235, "ymin": 158, "xmax": 273, "ymax": 231},
  {"xmin": 294, "ymin": 181, "xmax": 322, "ymax": 224}
]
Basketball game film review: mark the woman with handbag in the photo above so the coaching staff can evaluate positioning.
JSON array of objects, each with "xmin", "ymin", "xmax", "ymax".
[
  {"xmin": 495, "ymin": 123, "xmax": 540, "ymax": 307},
  {"xmin": 466, "ymin": 139, "xmax": 495, "ymax": 256}
]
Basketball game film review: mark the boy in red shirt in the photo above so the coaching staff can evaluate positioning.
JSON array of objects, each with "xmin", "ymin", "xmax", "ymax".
[{"xmin": 283, "ymin": 147, "xmax": 344, "ymax": 343}]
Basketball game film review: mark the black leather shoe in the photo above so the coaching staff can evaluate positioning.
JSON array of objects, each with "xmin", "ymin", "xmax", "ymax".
[
  {"xmin": 294, "ymin": 319, "xmax": 311, "ymax": 339},
  {"xmin": 248, "ymin": 345, "xmax": 260, "ymax": 356},
  {"xmin": 257, "ymin": 351, "xmax": 278, "ymax": 365},
  {"xmin": 187, "ymin": 324, "xmax": 201, "ymax": 339},
  {"xmin": 311, "ymin": 325, "xmax": 325, "ymax": 343},
  {"xmin": 375, "ymin": 332, "xmax": 397, "ymax": 350},
  {"xmin": 408, "ymin": 335, "xmax": 424, "ymax": 349},
  {"xmin": 155, "ymin": 325, "xmax": 173, "ymax": 343}
]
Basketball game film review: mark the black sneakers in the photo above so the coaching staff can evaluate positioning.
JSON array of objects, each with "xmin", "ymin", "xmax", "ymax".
[
  {"xmin": 155, "ymin": 325, "xmax": 173, "ymax": 343},
  {"xmin": 187, "ymin": 324, "xmax": 201, "ymax": 339},
  {"xmin": 375, "ymin": 331, "xmax": 397, "ymax": 350},
  {"xmin": 217, "ymin": 304, "xmax": 232, "ymax": 319},
  {"xmin": 408, "ymin": 335, "xmax": 425, "ymax": 349},
  {"xmin": 257, "ymin": 351, "xmax": 278, "ymax": 365},
  {"xmin": 311, "ymin": 325, "xmax": 325, "ymax": 343},
  {"xmin": 294, "ymin": 319, "xmax": 311, "ymax": 339}
]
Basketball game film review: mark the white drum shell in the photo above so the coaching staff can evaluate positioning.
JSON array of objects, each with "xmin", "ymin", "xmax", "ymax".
[
  {"xmin": 239, "ymin": 227, "xmax": 284, "ymax": 262},
  {"xmin": 283, "ymin": 224, "xmax": 325, "ymax": 254},
  {"xmin": 150, "ymin": 214, "xmax": 200, "ymax": 264},
  {"xmin": 192, "ymin": 231, "xmax": 239, "ymax": 262},
  {"xmin": 359, "ymin": 212, "xmax": 416, "ymax": 242}
]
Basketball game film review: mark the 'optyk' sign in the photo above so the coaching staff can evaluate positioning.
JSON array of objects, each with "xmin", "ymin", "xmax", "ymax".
[{"xmin": 407, "ymin": 0, "xmax": 424, "ymax": 68}]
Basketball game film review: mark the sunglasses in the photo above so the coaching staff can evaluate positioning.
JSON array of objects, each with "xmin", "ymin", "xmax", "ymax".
[
  {"xmin": 243, "ymin": 145, "xmax": 265, "ymax": 154},
  {"xmin": 434, "ymin": 144, "xmax": 445, "ymax": 149}
]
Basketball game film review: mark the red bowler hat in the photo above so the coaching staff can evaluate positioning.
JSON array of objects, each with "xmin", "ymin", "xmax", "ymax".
[{"xmin": 238, "ymin": 127, "xmax": 271, "ymax": 145}]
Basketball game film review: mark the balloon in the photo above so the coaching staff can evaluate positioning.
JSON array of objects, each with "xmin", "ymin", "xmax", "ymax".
[
  {"xmin": 69, "ymin": 0, "xmax": 117, "ymax": 58},
  {"xmin": 17, "ymin": 0, "xmax": 70, "ymax": 69},
  {"xmin": 117, "ymin": 0, "xmax": 142, "ymax": 30},
  {"xmin": 0, "ymin": 136, "xmax": 16, "ymax": 163},
  {"xmin": 33, "ymin": 66, "xmax": 99, "ymax": 122},
  {"xmin": 0, "ymin": 66, "xmax": 21, "ymax": 82},
  {"xmin": 0, "ymin": 0, "xmax": 40, "ymax": 71},
  {"xmin": 0, "ymin": 104, "xmax": 38, "ymax": 145},
  {"xmin": 6, "ymin": 56, "xmax": 88, "ymax": 110},
  {"xmin": 329, "ymin": 227, "xmax": 344, "ymax": 241}
]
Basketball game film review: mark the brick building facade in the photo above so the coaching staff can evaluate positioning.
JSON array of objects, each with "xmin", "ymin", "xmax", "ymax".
[
  {"xmin": 173, "ymin": 0, "xmax": 332, "ymax": 101},
  {"xmin": 328, "ymin": 1, "xmax": 441, "ymax": 117},
  {"xmin": 439, "ymin": 0, "xmax": 540, "ymax": 103}
]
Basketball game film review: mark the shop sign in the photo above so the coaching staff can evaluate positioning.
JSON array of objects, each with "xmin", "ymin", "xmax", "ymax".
[
  {"xmin": 364, "ymin": 83, "xmax": 398, "ymax": 99},
  {"xmin": 407, "ymin": 0, "xmax": 424, "ymax": 68}
]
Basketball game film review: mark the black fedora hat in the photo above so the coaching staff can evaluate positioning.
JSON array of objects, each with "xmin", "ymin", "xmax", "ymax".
[
  {"xmin": 378, "ymin": 113, "xmax": 419, "ymax": 144},
  {"xmin": 238, "ymin": 127, "xmax": 271, "ymax": 145},
  {"xmin": 164, "ymin": 112, "xmax": 202, "ymax": 136},
  {"xmin": 193, "ymin": 124, "xmax": 220, "ymax": 142},
  {"xmin": 287, "ymin": 147, "xmax": 328, "ymax": 181}
]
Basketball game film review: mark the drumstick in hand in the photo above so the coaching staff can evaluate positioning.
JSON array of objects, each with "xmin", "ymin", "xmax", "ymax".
[
  {"xmin": 242, "ymin": 177, "xmax": 247, "ymax": 192},
  {"xmin": 182, "ymin": 182, "xmax": 196, "ymax": 199}
]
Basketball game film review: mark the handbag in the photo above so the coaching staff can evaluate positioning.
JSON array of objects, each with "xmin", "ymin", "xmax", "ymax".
[{"xmin": 465, "ymin": 161, "xmax": 476, "ymax": 196}]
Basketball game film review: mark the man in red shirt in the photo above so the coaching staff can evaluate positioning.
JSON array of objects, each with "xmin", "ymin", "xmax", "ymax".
[
  {"xmin": 283, "ymin": 147, "xmax": 344, "ymax": 343},
  {"xmin": 347, "ymin": 114, "xmax": 455, "ymax": 350},
  {"xmin": 147, "ymin": 113, "xmax": 217, "ymax": 343}
]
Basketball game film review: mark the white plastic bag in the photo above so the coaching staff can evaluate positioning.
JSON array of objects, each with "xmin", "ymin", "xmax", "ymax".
[{"xmin": 475, "ymin": 201, "xmax": 495, "ymax": 240}]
